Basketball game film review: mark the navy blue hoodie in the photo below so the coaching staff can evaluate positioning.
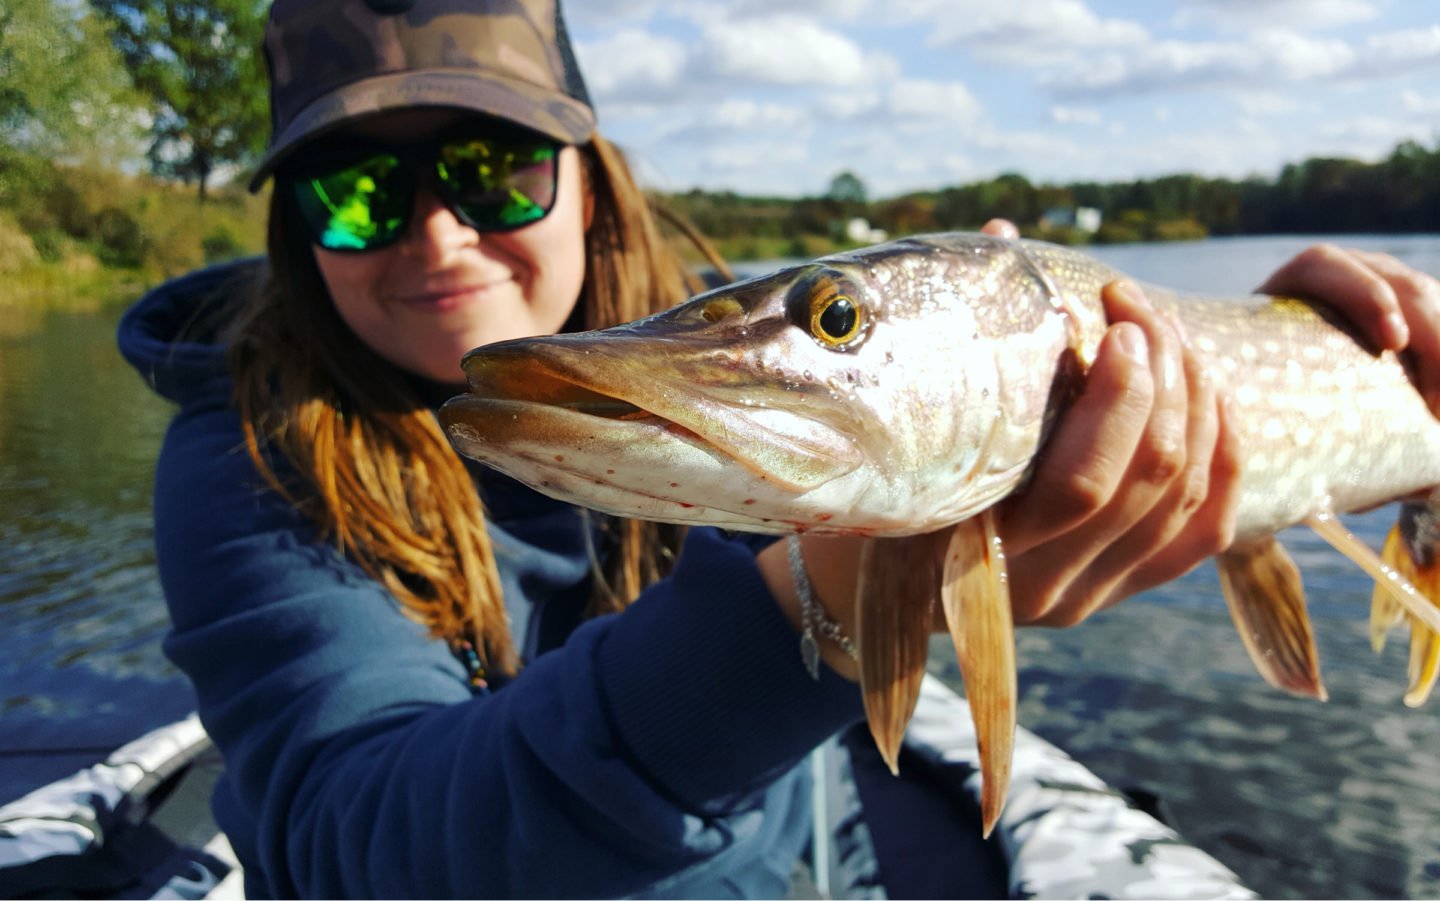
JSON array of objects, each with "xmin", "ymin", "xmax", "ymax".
[{"xmin": 117, "ymin": 261, "xmax": 865, "ymax": 898}]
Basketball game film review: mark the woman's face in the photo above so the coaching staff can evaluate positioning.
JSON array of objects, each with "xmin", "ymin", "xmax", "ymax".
[{"xmin": 309, "ymin": 110, "xmax": 588, "ymax": 385}]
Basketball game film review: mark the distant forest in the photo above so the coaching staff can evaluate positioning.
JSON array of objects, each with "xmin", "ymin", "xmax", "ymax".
[{"xmin": 663, "ymin": 139, "xmax": 1440, "ymax": 257}]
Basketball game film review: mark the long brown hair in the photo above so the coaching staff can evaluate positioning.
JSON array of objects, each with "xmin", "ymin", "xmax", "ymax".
[{"xmin": 226, "ymin": 134, "xmax": 715, "ymax": 676}]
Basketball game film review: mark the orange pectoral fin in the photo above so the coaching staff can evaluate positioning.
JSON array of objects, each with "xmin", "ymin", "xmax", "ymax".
[
  {"xmin": 1368, "ymin": 504, "xmax": 1440, "ymax": 707},
  {"xmin": 939, "ymin": 510, "xmax": 1015, "ymax": 839},
  {"xmin": 1307, "ymin": 507, "xmax": 1440, "ymax": 706},
  {"xmin": 1217, "ymin": 536, "xmax": 1326, "ymax": 700},
  {"xmin": 1371, "ymin": 526, "xmax": 1408, "ymax": 653},
  {"xmin": 856, "ymin": 533, "xmax": 946, "ymax": 775}
]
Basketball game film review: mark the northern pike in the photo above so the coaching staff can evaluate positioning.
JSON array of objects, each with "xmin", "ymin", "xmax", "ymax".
[{"xmin": 440, "ymin": 233, "xmax": 1440, "ymax": 835}]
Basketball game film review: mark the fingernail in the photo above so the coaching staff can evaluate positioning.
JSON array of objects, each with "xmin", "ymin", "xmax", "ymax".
[
  {"xmin": 1114, "ymin": 279, "xmax": 1150, "ymax": 308},
  {"xmin": 1386, "ymin": 311, "xmax": 1409, "ymax": 348},
  {"xmin": 984, "ymin": 218, "xmax": 1019, "ymax": 239},
  {"xmin": 1115, "ymin": 322, "xmax": 1148, "ymax": 360}
]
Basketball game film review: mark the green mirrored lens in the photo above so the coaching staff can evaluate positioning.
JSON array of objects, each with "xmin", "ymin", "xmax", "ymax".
[
  {"xmin": 438, "ymin": 138, "xmax": 558, "ymax": 229},
  {"xmin": 294, "ymin": 154, "xmax": 408, "ymax": 250}
]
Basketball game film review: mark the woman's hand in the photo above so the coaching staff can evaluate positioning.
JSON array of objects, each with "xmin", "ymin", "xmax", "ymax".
[
  {"xmin": 988, "ymin": 219, "xmax": 1440, "ymax": 626},
  {"xmin": 761, "ymin": 224, "xmax": 1440, "ymax": 676},
  {"xmin": 996, "ymin": 277, "xmax": 1240, "ymax": 625},
  {"xmin": 1256, "ymin": 243, "xmax": 1440, "ymax": 416}
]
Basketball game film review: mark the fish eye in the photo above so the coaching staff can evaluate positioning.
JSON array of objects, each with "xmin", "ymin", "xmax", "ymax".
[
  {"xmin": 785, "ymin": 268, "xmax": 869, "ymax": 350},
  {"xmin": 811, "ymin": 294, "xmax": 861, "ymax": 346}
]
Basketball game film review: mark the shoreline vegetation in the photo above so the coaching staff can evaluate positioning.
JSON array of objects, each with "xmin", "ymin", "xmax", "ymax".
[{"xmin": 3, "ymin": 138, "xmax": 1439, "ymax": 311}]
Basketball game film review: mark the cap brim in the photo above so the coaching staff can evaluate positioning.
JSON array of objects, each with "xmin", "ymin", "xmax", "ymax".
[{"xmin": 247, "ymin": 69, "xmax": 595, "ymax": 192}]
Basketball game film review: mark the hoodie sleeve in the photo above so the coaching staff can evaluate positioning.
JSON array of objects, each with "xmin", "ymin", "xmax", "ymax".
[{"xmin": 153, "ymin": 400, "xmax": 864, "ymax": 898}]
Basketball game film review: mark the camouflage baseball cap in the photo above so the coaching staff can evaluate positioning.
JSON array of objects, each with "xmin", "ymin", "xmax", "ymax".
[{"xmin": 248, "ymin": 0, "xmax": 595, "ymax": 191}]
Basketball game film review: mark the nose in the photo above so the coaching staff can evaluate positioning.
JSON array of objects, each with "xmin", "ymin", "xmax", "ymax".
[{"xmin": 400, "ymin": 175, "xmax": 478, "ymax": 262}]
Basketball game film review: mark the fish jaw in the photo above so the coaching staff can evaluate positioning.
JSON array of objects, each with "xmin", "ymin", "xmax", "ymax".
[{"xmin": 440, "ymin": 328, "xmax": 877, "ymax": 533}]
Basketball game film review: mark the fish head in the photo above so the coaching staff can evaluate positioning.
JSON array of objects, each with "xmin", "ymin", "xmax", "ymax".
[{"xmin": 441, "ymin": 235, "xmax": 1068, "ymax": 534}]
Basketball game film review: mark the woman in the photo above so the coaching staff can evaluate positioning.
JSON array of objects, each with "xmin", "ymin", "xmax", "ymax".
[{"xmin": 118, "ymin": 0, "xmax": 1440, "ymax": 896}]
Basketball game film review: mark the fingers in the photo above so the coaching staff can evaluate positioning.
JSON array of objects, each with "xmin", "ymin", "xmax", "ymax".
[
  {"xmin": 980, "ymin": 219, "xmax": 1019, "ymax": 239},
  {"xmin": 1004, "ymin": 280, "xmax": 1201, "ymax": 624},
  {"xmin": 1350, "ymin": 250, "xmax": 1440, "ymax": 415},
  {"xmin": 1107, "ymin": 394, "xmax": 1243, "ymax": 602},
  {"xmin": 1057, "ymin": 325, "xmax": 1223, "ymax": 621},
  {"xmin": 1085, "ymin": 392, "xmax": 1243, "ymax": 617},
  {"xmin": 1256, "ymin": 244, "xmax": 1408, "ymax": 350},
  {"xmin": 999, "ymin": 315, "xmax": 1153, "ymax": 559},
  {"xmin": 1259, "ymin": 244, "xmax": 1440, "ymax": 417}
]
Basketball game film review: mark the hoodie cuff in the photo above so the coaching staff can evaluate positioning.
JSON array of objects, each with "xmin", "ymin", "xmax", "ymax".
[{"xmin": 595, "ymin": 530, "xmax": 865, "ymax": 810}]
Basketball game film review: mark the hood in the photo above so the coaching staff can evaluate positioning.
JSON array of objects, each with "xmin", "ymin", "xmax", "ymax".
[{"xmin": 117, "ymin": 259, "xmax": 263, "ymax": 409}]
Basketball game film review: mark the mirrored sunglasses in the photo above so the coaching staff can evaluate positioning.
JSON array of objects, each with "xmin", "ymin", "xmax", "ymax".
[{"xmin": 285, "ymin": 130, "xmax": 562, "ymax": 252}]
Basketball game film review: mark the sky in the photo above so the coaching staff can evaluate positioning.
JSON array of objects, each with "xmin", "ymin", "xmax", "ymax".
[{"xmin": 564, "ymin": 0, "xmax": 1440, "ymax": 199}]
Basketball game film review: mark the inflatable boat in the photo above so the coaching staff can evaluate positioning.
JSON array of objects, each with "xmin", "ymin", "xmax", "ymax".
[{"xmin": 0, "ymin": 677, "xmax": 1253, "ymax": 899}]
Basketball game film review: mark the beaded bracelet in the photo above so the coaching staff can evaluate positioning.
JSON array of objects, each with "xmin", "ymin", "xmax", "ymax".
[{"xmin": 787, "ymin": 535, "xmax": 858, "ymax": 679}]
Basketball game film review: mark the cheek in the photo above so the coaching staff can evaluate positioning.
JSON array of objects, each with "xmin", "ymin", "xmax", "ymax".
[
  {"xmin": 529, "ymin": 152, "xmax": 589, "ymax": 319},
  {"xmin": 314, "ymin": 249, "xmax": 385, "ymax": 327}
]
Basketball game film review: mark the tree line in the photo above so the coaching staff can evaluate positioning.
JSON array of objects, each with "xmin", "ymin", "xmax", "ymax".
[{"xmin": 669, "ymin": 142, "xmax": 1440, "ymax": 254}]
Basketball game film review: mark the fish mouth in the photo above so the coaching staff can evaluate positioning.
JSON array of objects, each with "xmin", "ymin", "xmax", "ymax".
[{"xmin": 439, "ymin": 340, "xmax": 863, "ymax": 494}]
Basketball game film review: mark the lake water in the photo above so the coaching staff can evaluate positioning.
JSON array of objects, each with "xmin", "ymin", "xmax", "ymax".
[{"xmin": 5, "ymin": 235, "xmax": 1440, "ymax": 899}]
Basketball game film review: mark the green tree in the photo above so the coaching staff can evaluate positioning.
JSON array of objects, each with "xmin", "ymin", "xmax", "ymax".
[
  {"xmin": 975, "ymin": 173, "xmax": 1036, "ymax": 224},
  {"xmin": 92, "ymin": 0, "xmax": 269, "ymax": 200},
  {"xmin": 826, "ymin": 170, "xmax": 867, "ymax": 204},
  {"xmin": 0, "ymin": 0, "xmax": 140, "ymax": 158}
]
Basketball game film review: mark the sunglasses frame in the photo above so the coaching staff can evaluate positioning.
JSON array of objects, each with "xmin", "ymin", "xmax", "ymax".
[{"xmin": 283, "ymin": 124, "xmax": 564, "ymax": 253}]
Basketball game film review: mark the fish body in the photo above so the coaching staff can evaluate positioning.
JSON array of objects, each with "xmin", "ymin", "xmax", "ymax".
[
  {"xmin": 444, "ymin": 234, "xmax": 1440, "ymax": 541},
  {"xmin": 441, "ymin": 233, "xmax": 1440, "ymax": 833}
]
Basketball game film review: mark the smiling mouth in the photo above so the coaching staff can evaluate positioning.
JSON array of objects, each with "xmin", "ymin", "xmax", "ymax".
[{"xmin": 399, "ymin": 279, "xmax": 513, "ymax": 305}]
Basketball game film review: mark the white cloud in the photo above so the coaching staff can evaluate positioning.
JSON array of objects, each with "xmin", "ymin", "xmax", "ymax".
[
  {"xmin": 1047, "ymin": 26, "xmax": 1440, "ymax": 100},
  {"xmin": 966, "ymin": 125, "xmax": 1080, "ymax": 161},
  {"xmin": 887, "ymin": 79, "xmax": 984, "ymax": 123},
  {"xmin": 1047, "ymin": 31, "xmax": 1355, "ymax": 98},
  {"xmin": 1233, "ymin": 91, "xmax": 1303, "ymax": 115},
  {"xmin": 1312, "ymin": 113, "xmax": 1438, "ymax": 158},
  {"xmin": 918, "ymin": 0, "xmax": 1148, "ymax": 59},
  {"xmin": 1051, "ymin": 105, "xmax": 1102, "ymax": 125},
  {"xmin": 723, "ymin": 0, "xmax": 871, "ymax": 19},
  {"xmin": 636, "ymin": 98, "xmax": 815, "ymax": 158},
  {"xmin": 1255, "ymin": 30, "xmax": 1356, "ymax": 80},
  {"xmin": 1174, "ymin": 0, "xmax": 1380, "ymax": 32},
  {"xmin": 699, "ymin": 141, "xmax": 809, "ymax": 172},
  {"xmin": 709, "ymin": 99, "xmax": 813, "ymax": 131},
  {"xmin": 1401, "ymin": 89, "xmax": 1440, "ymax": 115},
  {"xmin": 934, "ymin": 153, "xmax": 980, "ymax": 184},
  {"xmin": 1355, "ymin": 26, "xmax": 1440, "ymax": 75},
  {"xmin": 574, "ymin": 29, "xmax": 686, "ymax": 101},
  {"xmin": 687, "ymin": 16, "xmax": 893, "ymax": 87},
  {"xmin": 1058, "ymin": 122, "xmax": 1286, "ymax": 181},
  {"xmin": 687, "ymin": 139, "xmax": 822, "ymax": 194},
  {"xmin": 818, "ymin": 89, "xmax": 882, "ymax": 119},
  {"xmin": 814, "ymin": 79, "xmax": 983, "ymax": 126},
  {"xmin": 564, "ymin": 0, "xmax": 667, "ymax": 28}
]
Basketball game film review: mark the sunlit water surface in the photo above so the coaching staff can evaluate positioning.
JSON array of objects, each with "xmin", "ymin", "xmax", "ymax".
[{"xmin": 6, "ymin": 235, "xmax": 1440, "ymax": 899}]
